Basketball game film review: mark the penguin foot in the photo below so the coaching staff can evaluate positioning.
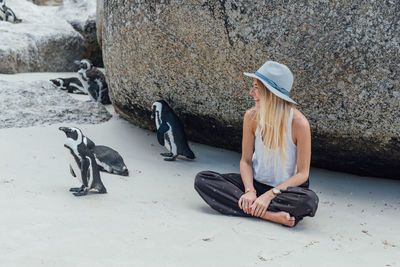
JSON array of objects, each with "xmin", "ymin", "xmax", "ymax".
[
  {"xmin": 160, "ymin": 152, "xmax": 173, "ymax": 157},
  {"xmin": 164, "ymin": 156, "xmax": 177, "ymax": 161},
  {"xmin": 73, "ymin": 189, "xmax": 88, "ymax": 196},
  {"xmin": 69, "ymin": 187, "xmax": 80, "ymax": 192},
  {"xmin": 69, "ymin": 185, "xmax": 85, "ymax": 192}
]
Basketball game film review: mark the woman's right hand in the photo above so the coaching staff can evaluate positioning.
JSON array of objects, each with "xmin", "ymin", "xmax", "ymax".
[{"xmin": 238, "ymin": 191, "xmax": 257, "ymax": 214}]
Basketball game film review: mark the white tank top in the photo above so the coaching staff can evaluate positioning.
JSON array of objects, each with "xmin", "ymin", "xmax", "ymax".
[{"xmin": 252, "ymin": 108, "xmax": 297, "ymax": 187}]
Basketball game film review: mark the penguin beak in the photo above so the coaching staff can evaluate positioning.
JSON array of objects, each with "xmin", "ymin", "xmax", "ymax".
[
  {"xmin": 59, "ymin": 127, "xmax": 71, "ymax": 135},
  {"xmin": 74, "ymin": 60, "xmax": 85, "ymax": 70},
  {"xmin": 50, "ymin": 79, "xmax": 59, "ymax": 86}
]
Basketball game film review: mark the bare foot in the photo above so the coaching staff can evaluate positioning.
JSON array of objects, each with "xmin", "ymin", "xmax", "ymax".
[{"xmin": 261, "ymin": 211, "xmax": 295, "ymax": 227}]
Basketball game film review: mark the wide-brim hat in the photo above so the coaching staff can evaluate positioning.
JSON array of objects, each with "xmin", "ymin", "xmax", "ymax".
[{"xmin": 244, "ymin": 61, "xmax": 296, "ymax": 104}]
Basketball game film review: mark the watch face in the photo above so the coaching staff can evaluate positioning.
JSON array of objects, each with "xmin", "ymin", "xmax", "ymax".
[{"xmin": 273, "ymin": 188, "xmax": 280, "ymax": 194}]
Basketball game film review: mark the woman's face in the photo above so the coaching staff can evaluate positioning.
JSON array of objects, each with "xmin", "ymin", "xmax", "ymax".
[{"xmin": 250, "ymin": 78, "xmax": 261, "ymax": 107}]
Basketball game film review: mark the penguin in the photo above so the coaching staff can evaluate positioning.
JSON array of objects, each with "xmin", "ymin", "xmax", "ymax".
[
  {"xmin": 50, "ymin": 77, "xmax": 87, "ymax": 95},
  {"xmin": 83, "ymin": 136, "xmax": 129, "ymax": 176},
  {"xmin": 151, "ymin": 100, "xmax": 195, "ymax": 161},
  {"xmin": 59, "ymin": 126, "xmax": 107, "ymax": 196},
  {"xmin": 0, "ymin": 0, "xmax": 22, "ymax": 23},
  {"xmin": 74, "ymin": 59, "xmax": 111, "ymax": 105}
]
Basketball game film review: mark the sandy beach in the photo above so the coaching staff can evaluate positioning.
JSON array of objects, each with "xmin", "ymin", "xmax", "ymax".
[{"xmin": 0, "ymin": 73, "xmax": 399, "ymax": 267}]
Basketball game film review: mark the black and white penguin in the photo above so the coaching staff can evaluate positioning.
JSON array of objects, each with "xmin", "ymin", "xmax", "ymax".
[
  {"xmin": 0, "ymin": 0, "xmax": 22, "ymax": 23},
  {"xmin": 59, "ymin": 126, "xmax": 107, "ymax": 196},
  {"xmin": 151, "ymin": 100, "xmax": 195, "ymax": 161},
  {"xmin": 83, "ymin": 136, "xmax": 129, "ymax": 176},
  {"xmin": 50, "ymin": 77, "xmax": 87, "ymax": 95},
  {"xmin": 74, "ymin": 59, "xmax": 111, "ymax": 105}
]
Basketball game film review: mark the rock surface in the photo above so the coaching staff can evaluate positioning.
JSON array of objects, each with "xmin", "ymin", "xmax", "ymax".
[
  {"xmin": 0, "ymin": 0, "xmax": 83, "ymax": 73},
  {"xmin": 27, "ymin": 0, "xmax": 62, "ymax": 6},
  {"xmin": 0, "ymin": 80, "xmax": 111, "ymax": 128},
  {"xmin": 103, "ymin": 1, "xmax": 400, "ymax": 179},
  {"xmin": 96, "ymin": 0, "xmax": 104, "ymax": 49},
  {"xmin": 58, "ymin": 0, "xmax": 103, "ymax": 67},
  {"xmin": 0, "ymin": 0, "xmax": 103, "ymax": 74}
]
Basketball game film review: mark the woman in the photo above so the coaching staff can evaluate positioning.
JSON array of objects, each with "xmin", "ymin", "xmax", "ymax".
[{"xmin": 194, "ymin": 61, "xmax": 318, "ymax": 227}]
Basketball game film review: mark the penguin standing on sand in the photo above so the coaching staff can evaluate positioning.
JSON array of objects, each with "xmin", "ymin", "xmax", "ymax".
[
  {"xmin": 151, "ymin": 100, "xmax": 195, "ymax": 161},
  {"xmin": 83, "ymin": 136, "xmax": 129, "ymax": 176},
  {"xmin": 0, "ymin": 0, "xmax": 22, "ymax": 23},
  {"xmin": 50, "ymin": 77, "xmax": 87, "ymax": 95},
  {"xmin": 74, "ymin": 59, "xmax": 111, "ymax": 104},
  {"xmin": 59, "ymin": 126, "xmax": 107, "ymax": 196}
]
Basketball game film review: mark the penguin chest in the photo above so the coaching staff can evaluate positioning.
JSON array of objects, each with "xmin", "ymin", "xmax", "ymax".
[
  {"xmin": 164, "ymin": 125, "xmax": 177, "ymax": 155},
  {"xmin": 69, "ymin": 154, "xmax": 93, "ymax": 188}
]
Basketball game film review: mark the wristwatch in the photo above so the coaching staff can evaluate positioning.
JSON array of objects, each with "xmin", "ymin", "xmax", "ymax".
[{"xmin": 272, "ymin": 188, "xmax": 281, "ymax": 196}]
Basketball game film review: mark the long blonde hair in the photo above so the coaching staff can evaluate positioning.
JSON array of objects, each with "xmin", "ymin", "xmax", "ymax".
[{"xmin": 254, "ymin": 79, "xmax": 294, "ymax": 171}]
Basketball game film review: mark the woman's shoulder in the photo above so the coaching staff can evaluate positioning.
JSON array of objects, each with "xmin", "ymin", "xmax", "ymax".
[
  {"xmin": 245, "ymin": 106, "xmax": 257, "ymax": 115},
  {"xmin": 292, "ymin": 108, "xmax": 310, "ymax": 132},
  {"xmin": 244, "ymin": 107, "xmax": 257, "ymax": 120},
  {"xmin": 243, "ymin": 107, "xmax": 258, "ymax": 131}
]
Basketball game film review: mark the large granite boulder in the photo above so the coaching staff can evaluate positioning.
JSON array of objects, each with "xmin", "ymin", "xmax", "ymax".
[
  {"xmin": 103, "ymin": 0, "xmax": 400, "ymax": 179},
  {"xmin": 0, "ymin": 0, "xmax": 83, "ymax": 73}
]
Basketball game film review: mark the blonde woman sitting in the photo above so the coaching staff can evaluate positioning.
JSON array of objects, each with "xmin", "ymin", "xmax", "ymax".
[{"xmin": 195, "ymin": 61, "xmax": 319, "ymax": 227}]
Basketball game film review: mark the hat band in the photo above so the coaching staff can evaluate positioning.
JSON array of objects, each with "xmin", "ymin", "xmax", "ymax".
[{"xmin": 255, "ymin": 71, "xmax": 290, "ymax": 96}]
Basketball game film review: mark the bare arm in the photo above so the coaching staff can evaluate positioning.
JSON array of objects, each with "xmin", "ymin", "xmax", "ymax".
[
  {"xmin": 238, "ymin": 109, "xmax": 258, "ymax": 214},
  {"xmin": 240, "ymin": 109, "xmax": 256, "ymax": 192}
]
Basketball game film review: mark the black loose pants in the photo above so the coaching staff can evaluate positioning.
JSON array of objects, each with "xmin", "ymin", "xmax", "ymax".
[{"xmin": 194, "ymin": 171, "xmax": 319, "ymax": 226}]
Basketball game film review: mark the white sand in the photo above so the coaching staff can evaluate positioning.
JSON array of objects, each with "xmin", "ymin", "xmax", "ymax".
[{"xmin": 0, "ymin": 74, "xmax": 399, "ymax": 266}]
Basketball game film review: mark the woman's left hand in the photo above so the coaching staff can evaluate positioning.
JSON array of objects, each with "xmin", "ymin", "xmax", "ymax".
[{"xmin": 250, "ymin": 192, "xmax": 274, "ymax": 217}]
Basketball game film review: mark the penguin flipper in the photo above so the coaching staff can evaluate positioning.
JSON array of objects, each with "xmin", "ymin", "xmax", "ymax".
[
  {"xmin": 87, "ymin": 81, "xmax": 99, "ymax": 101},
  {"xmin": 69, "ymin": 165, "xmax": 76, "ymax": 177},
  {"xmin": 157, "ymin": 122, "xmax": 169, "ymax": 146}
]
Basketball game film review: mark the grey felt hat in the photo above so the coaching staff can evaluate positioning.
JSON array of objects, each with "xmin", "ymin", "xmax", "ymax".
[{"xmin": 244, "ymin": 61, "xmax": 296, "ymax": 104}]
